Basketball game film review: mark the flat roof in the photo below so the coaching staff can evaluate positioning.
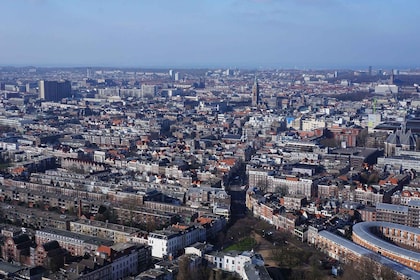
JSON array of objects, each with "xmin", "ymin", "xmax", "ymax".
[
  {"xmin": 0, "ymin": 261, "xmax": 24, "ymax": 274},
  {"xmin": 353, "ymin": 222, "xmax": 420, "ymax": 262},
  {"xmin": 36, "ymin": 228, "xmax": 114, "ymax": 246},
  {"xmin": 318, "ymin": 230, "xmax": 420, "ymax": 279},
  {"xmin": 376, "ymin": 203, "xmax": 409, "ymax": 213}
]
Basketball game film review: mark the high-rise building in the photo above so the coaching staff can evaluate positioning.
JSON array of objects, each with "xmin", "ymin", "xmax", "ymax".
[
  {"xmin": 389, "ymin": 70, "xmax": 395, "ymax": 85},
  {"xmin": 86, "ymin": 68, "xmax": 92, "ymax": 78},
  {"xmin": 141, "ymin": 84, "xmax": 157, "ymax": 98},
  {"xmin": 39, "ymin": 80, "xmax": 72, "ymax": 101},
  {"xmin": 251, "ymin": 76, "xmax": 260, "ymax": 107}
]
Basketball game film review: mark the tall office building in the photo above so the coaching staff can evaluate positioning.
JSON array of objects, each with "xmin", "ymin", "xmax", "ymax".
[
  {"xmin": 251, "ymin": 76, "xmax": 260, "ymax": 107},
  {"xmin": 86, "ymin": 68, "xmax": 92, "ymax": 78},
  {"xmin": 39, "ymin": 80, "xmax": 72, "ymax": 101},
  {"xmin": 389, "ymin": 70, "xmax": 395, "ymax": 85}
]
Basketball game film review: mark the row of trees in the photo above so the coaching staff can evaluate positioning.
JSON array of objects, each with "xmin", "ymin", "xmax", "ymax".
[{"xmin": 341, "ymin": 255, "xmax": 397, "ymax": 280}]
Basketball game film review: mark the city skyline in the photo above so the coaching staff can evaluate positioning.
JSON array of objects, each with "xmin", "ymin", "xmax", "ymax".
[{"xmin": 0, "ymin": 0, "xmax": 419, "ymax": 69}]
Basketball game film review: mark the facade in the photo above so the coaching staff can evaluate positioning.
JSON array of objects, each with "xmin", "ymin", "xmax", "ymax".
[
  {"xmin": 58, "ymin": 257, "xmax": 112, "ymax": 280},
  {"xmin": 377, "ymin": 156, "xmax": 420, "ymax": 172},
  {"xmin": 32, "ymin": 240, "xmax": 66, "ymax": 270},
  {"xmin": 384, "ymin": 128, "xmax": 416, "ymax": 157},
  {"xmin": 353, "ymin": 222, "xmax": 420, "ymax": 272},
  {"xmin": 69, "ymin": 220, "xmax": 146, "ymax": 244},
  {"xmin": 205, "ymin": 250, "xmax": 265, "ymax": 279},
  {"xmin": 314, "ymin": 230, "xmax": 420, "ymax": 280},
  {"xmin": 148, "ymin": 225, "xmax": 206, "ymax": 259},
  {"xmin": 268, "ymin": 176, "xmax": 315, "ymax": 198},
  {"xmin": 39, "ymin": 80, "xmax": 72, "ymax": 101},
  {"xmin": 35, "ymin": 228, "xmax": 114, "ymax": 257},
  {"xmin": 2, "ymin": 234, "xmax": 32, "ymax": 265},
  {"xmin": 97, "ymin": 243, "xmax": 148, "ymax": 279},
  {"xmin": 376, "ymin": 201, "xmax": 420, "ymax": 228},
  {"xmin": 301, "ymin": 118, "xmax": 326, "ymax": 132},
  {"xmin": 272, "ymin": 213, "xmax": 298, "ymax": 232},
  {"xmin": 282, "ymin": 194, "xmax": 307, "ymax": 210},
  {"xmin": 317, "ymin": 184, "xmax": 338, "ymax": 199},
  {"xmin": 251, "ymin": 77, "xmax": 260, "ymax": 107}
]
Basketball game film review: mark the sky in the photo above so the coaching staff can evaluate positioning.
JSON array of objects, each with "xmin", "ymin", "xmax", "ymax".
[{"xmin": 0, "ymin": 0, "xmax": 419, "ymax": 69}]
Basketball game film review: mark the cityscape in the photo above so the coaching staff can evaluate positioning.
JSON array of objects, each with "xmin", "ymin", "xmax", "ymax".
[
  {"xmin": 1, "ymin": 0, "xmax": 420, "ymax": 280},
  {"xmin": 0, "ymin": 66, "xmax": 419, "ymax": 280}
]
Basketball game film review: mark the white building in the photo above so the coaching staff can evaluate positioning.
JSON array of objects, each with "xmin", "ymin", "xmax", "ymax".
[
  {"xmin": 205, "ymin": 250, "xmax": 265, "ymax": 279},
  {"xmin": 110, "ymin": 245, "xmax": 139, "ymax": 280},
  {"xmin": 148, "ymin": 225, "xmax": 206, "ymax": 259},
  {"xmin": 374, "ymin": 84, "xmax": 398, "ymax": 94},
  {"xmin": 301, "ymin": 118, "xmax": 326, "ymax": 132}
]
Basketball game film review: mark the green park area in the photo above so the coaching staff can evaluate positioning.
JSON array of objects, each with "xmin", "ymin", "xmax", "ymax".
[{"xmin": 223, "ymin": 236, "xmax": 257, "ymax": 252}]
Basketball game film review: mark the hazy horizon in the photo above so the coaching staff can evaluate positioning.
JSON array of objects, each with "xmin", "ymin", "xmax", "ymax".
[{"xmin": 1, "ymin": 0, "xmax": 419, "ymax": 69}]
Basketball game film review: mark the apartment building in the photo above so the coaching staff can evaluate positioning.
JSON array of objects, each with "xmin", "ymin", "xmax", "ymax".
[
  {"xmin": 148, "ymin": 225, "xmax": 206, "ymax": 259},
  {"xmin": 353, "ymin": 222, "xmax": 420, "ymax": 272},
  {"xmin": 376, "ymin": 200, "xmax": 420, "ymax": 227},
  {"xmin": 314, "ymin": 230, "xmax": 420, "ymax": 280},
  {"xmin": 70, "ymin": 219, "xmax": 146, "ymax": 244},
  {"xmin": 205, "ymin": 250, "xmax": 265, "ymax": 279},
  {"xmin": 35, "ymin": 228, "xmax": 113, "ymax": 256}
]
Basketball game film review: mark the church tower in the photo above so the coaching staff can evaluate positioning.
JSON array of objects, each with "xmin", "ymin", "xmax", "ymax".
[{"xmin": 251, "ymin": 76, "xmax": 260, "ymax": 107}]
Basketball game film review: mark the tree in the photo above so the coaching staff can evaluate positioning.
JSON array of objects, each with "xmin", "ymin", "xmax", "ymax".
[
  {"xmin": 176, "ymin": 256, "xmax": 191, "ymax": 280},
  {"xmin": 341, "ymin": 255, "xmax": 379, "ymax": 280},
  {"xmin": 256, "ymin": 179, "xmax": 268, "ymax": 193},
  {"xmin": 379, "ymin": 264, "xmax": 397, "ymax": 280}
]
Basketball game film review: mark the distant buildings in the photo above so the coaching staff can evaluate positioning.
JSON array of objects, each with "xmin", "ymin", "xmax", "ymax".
[
  {"xmin": 39, "ymin": 80, "xmax": 71, "ymax": 101},
  {"xmin": 384, "ymin": 128, "xmax": 416, "ymax": 156},
  {"xmin": 1, "ymin": 66, "xmax": 420, "ymax": 278},
  {"xmin": 251, "ymin": 76, "xmax": 260, "ymax": 107}
]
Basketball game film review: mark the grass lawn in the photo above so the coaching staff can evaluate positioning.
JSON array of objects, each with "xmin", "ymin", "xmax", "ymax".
[{"xmin": 224, "ymin": 236, "xmax": 257, "ymax": 252}]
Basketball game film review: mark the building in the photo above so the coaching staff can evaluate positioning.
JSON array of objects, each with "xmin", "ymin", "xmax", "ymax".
[
  {"xmin": 57, "ymin": 256, "xmax": 112, "ymax": 280},
  {"xmin": 205, "ymin": 250, "xmax": 265, "ymax": 279},
  {"xmin": 376, "ymin": 200, "xmax": 420, "ymax": 228},
  {"xmin": 97, "ymin": 243, "xmax": 151, "ymax": 279},
  {"xmin": 35, "ymin": 228, "xmax": 114, "ymax": 257},
  {"xmin": 2, "ymin": 234, "xmax": 32, "ymax": 265},
  {"xmin": 377, "ymin": 156, "xmax": 420, "ymax": 172},
  {"xmin": 148, "ymin": 225, "xmax": 206, "ymax": 259},
  {"xmin": 374, "ymin": 84, "xmax": 398, "ymax": 94},
  {"xmin": 184, "ymin": 242, "xmax": 214, "ymax": 258},
  {"xmin": 32, "ymin": 240, "xmax": 66, "ymax": 270},
  {"xmin": 251, "ymin": 76, "xmax": 260, "ymax": 107},
  {"xmin": 141, "ymin": 84, "xmax": 157, "ymax": 98},
  {"xmin": 314, "ymin": 230, "xmax": 420, "ymax": 280},
  {"xmin": 69, "ymin": 220, "xmax": 146, "ymax": 244},
  {"xmin": 318, "ymin": 184, "xmax": 338, "ymax": 199},
  {"xmin": 268, "ymin": 176, "xmax": 315, "ymax": 198},
  {"xmin": 39, "ymin": 80, "xmax": 72, "ymax": 101},
  {"xmin": 353, "ymin": 222, "xmax": 420, "ymax": 272},
  {"xmin": 282, "ymin": 194, "xmax": 307, "ymax": 210},
  {"xmin": 384, "ymin": 128, "xmax": 416, "ymax": 157}
]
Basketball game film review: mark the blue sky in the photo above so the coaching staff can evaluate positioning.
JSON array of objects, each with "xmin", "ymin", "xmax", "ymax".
[{"xmin": 0, "ymin": 0, "xmax": 418, "ymax": 69}]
